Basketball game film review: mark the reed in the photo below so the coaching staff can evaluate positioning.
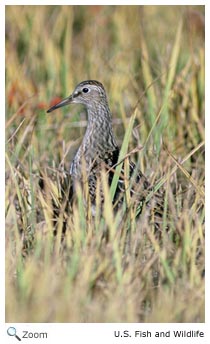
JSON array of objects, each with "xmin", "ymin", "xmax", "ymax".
[{"xmin": 5, "ymin": 5, "xmax": 204, "ymax": 322}]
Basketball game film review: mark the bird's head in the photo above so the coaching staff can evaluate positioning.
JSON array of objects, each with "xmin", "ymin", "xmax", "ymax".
[{"xmin": 47, "ymin": 80, "xmax": 108, "ymax": 113}]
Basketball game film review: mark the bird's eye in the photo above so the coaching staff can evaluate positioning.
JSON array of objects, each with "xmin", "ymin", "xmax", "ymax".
[{"xmin": 82, "ymin": 87, "xmax": 89, "ymax": 93}]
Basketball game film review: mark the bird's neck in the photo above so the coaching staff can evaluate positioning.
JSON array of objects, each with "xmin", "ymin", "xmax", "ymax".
[
  {"xmin": 83, "ymin": 104, "xmax": 118, "ymax": 153},
  {"xmin": 71, "ymin": 103, "xmax": 118, "ymax": 178}
]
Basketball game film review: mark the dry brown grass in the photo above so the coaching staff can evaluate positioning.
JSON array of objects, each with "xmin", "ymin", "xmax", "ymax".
[{"xmin": 6, "ymin": 5, "xmax": 204, "ymax": 322}]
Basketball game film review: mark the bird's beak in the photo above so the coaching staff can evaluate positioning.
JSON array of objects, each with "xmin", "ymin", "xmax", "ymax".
[{"xmin": 46, "ymin": 95, "xmax": 74, "ymax": 113}]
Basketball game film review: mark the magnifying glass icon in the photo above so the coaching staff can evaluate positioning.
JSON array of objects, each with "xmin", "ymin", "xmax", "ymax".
[{"xmin": 7, "ymin": 327, "xmax": 21, "ymax": 341}]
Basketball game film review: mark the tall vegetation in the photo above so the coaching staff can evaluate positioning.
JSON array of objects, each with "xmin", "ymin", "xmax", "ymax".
[{"xmin": 6, "ymin": 5, "xmax": 204, "ymax": 322}]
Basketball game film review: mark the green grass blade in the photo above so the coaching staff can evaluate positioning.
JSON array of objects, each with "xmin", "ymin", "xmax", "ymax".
[
  {"xmin": 160, "ymin": 20, "xmax": 183, "ymax": 135},
  {"xmin": 110, "ymin": 109, "xmax": 137, "ymax": 201}
]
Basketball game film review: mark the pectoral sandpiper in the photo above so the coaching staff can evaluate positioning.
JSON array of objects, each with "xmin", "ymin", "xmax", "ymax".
[{"xmin": 47, "ymin": 80, "xmax": 161, "ymax": 216}]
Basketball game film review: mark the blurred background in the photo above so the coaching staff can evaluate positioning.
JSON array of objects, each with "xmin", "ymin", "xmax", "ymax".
[{"xmin": 6, "ymin": 5, "xmax": 204, "ymax": 171}]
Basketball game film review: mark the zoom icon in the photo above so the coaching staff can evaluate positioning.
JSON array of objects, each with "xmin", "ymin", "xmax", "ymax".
[{"xmin": 7, "ymin": 327, "xmax": 21, "ymax": 341}]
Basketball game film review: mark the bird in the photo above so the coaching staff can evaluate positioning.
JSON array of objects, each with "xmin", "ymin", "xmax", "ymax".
[{"xmin": 47, "ymin": 80, "xmax": 160, "ymax": 217}]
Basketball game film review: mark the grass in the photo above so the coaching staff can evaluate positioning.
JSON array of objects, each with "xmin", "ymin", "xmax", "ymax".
[{"xmin": 5, "ymin": 5, "xmax": 204, "ymax": 322}]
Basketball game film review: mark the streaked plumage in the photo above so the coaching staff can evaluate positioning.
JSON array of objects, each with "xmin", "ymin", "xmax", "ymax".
[{"xmin": 47, "ymin": 80, "xmax": 160, "ymax": 214}]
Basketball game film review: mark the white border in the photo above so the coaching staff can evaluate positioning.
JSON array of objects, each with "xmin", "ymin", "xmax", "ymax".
[
  {"xmin": 1, "ymin": 0, "xmax": 5, "ymax": 330},
  {"xmin": 2, "ymin": 1, "xmax": 208, "ymax": 343},
  {"xmin": 1, "ymin": 1, "xmax": 207, "ymax": 5}
]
